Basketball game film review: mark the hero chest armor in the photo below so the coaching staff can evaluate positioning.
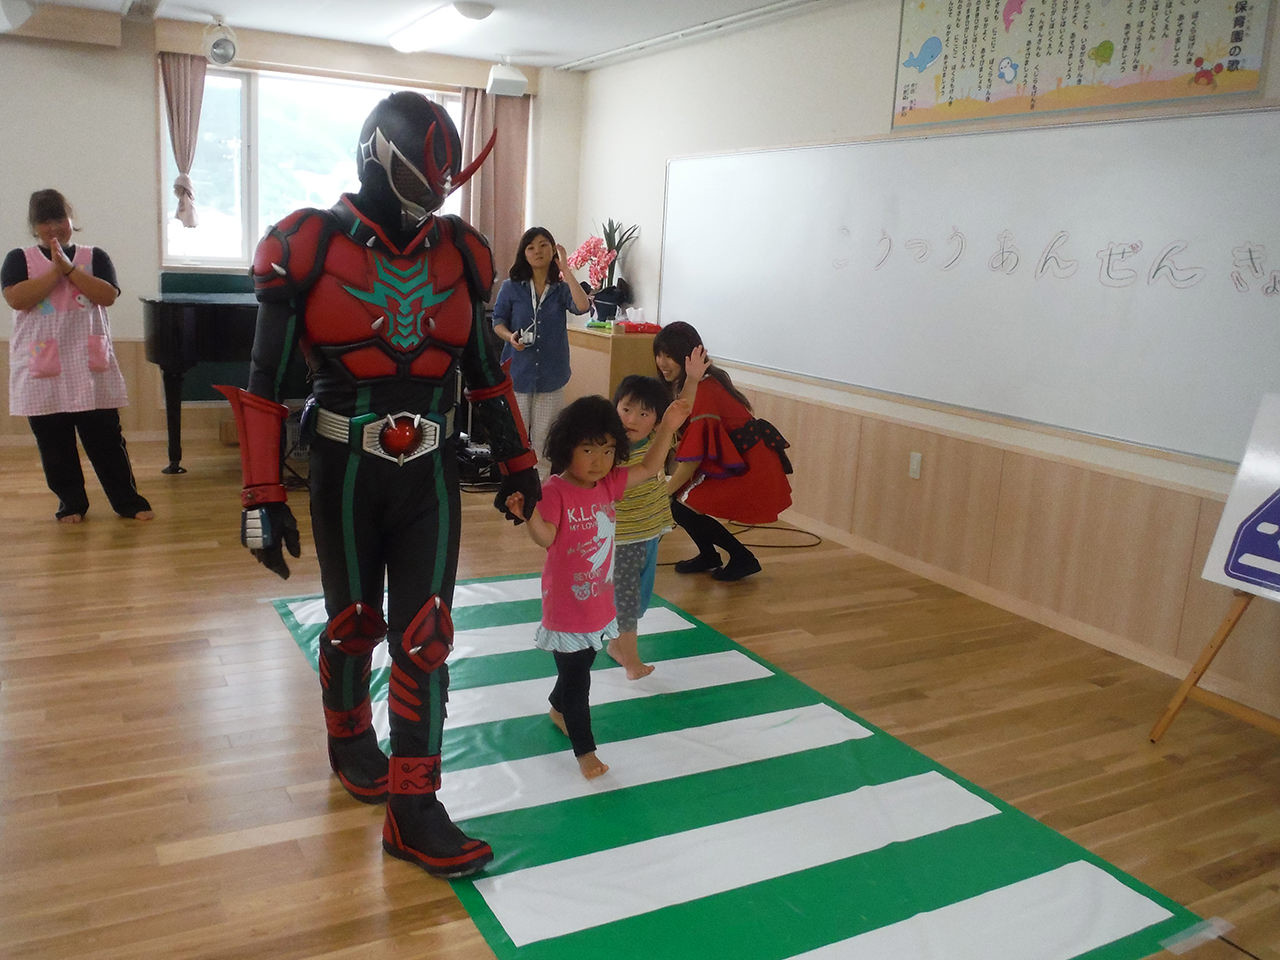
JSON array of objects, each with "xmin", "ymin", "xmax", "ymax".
[
  {"xmin": 255, "ymin": 203, "xmax": 485, "ymax": 385},
  {"xmin": 251, "ymin": 204, "xmax": 496, "ymax": 467}
]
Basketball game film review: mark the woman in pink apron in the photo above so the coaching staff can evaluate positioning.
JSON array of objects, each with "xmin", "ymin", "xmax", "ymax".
[{"xmin": 3, "ymin": 189, "xmax": 152, "ymax": 522}]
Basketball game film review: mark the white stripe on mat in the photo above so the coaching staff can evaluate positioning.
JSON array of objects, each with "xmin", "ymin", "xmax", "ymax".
[
  {"xmin": 285, "ymin": 597, "xmax": 328, "ymax": 627},
  {"xmin": 440, "ymin": 702, "xmax": 872, "ymax": 821},
  {"xmin": 451, "ymin": 606, "xmax": 696, "ymax": 660},
  {"xmin": 474, "ymin": 770, "xmax": 999, "ymax": 947},
  {"xmin": 789, "ymin": 860, "xmax": 1172, "ymax": 960},
  {"xmin": 444, "ymin": 650, "xmax": 773, "ymax": 729},
  {"xmin": 284, "ymin": 583, "xmax": 696, "ymax": 663},
  {"xmin": 283, "ymin": 577, "xmax": 543, "ymax": 627},
  {"xmin": 455, "ymin": 578, "xmax": 542, "ymax": 607}
]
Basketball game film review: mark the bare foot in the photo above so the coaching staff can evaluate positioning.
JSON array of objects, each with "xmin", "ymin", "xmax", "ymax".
[
  {"xmin": 131, "ymin": 510, "xmax": 155, "ymax": 521},
  {"xmin": 549, "ymin": 707, "xmax": 568, "ymax": 737},
  {"xmin": 57, "ymin": 514, "xmax": 84, "ymax": 524},
  {"xmin": 577, "ymin": 752, "xmax": 609, "ymax": 779},
  {"xmin": 606, "ymin": 635, "xmax": 654, "ymax": 681}
]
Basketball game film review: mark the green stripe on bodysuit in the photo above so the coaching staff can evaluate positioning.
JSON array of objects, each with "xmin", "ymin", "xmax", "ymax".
[
  {"xmin": 272, "ymin": 309, "xmax": 298, "ymax": 400},
  {"xmin": 426, "ymin": 384, "xmax": 451, "ymax": 755},
  {"xmin": 342, "ymin": 386, "xmax": 372, "ymax": 601}
]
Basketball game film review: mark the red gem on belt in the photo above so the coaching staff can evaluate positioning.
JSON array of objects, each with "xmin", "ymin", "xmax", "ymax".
[{"xmin": 379, "ymin": 414, "xmax": 423, "ymax": 457}]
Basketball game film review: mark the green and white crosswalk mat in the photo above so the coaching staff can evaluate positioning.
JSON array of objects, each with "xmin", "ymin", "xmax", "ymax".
[{"xmin": 273, "ymin": 574, "xmax": 1204, "ymax": 960}]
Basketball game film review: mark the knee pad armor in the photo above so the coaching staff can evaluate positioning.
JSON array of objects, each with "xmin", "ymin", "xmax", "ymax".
[
  {"xmin": 324, "ymin": 601, "xmax": 388, "ymax": 656},
  {"xmin": 398, "ymin": 595, "xmax": 454, "ymax": 673}
]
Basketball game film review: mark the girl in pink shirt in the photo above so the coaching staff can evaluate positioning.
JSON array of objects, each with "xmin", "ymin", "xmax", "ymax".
[{"xmin": 506, "ymin": 392, "xmax": 690, "ymax": 780}]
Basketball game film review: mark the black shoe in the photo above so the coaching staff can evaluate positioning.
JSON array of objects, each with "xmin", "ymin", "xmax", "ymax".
[
  {"xmin": 327, "ymin": 731, "xmax": 389, "ymax": 804},
  {"xmin": 383, "ymin": 796, "xmax": 493, "ymax": 878},
  {"xmin": 712, "ymin": 554, "xmax": 761, "ymax": 581},
  {"xmin": 674, "ymin": 553, "xmax": 722, "ymax": 574}
]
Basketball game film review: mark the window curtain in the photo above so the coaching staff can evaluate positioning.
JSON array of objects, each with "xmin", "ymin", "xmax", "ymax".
[
  {"xmin": 159, "ymin": 52, "xmax": 207, "ymax": 228},
  {"xmin": 459, "ymin": 87, "xmax": 530, "ymax": 301}
]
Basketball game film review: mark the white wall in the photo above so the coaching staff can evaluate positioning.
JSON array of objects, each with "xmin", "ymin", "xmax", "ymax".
[
  {"xmin": 575, "ymin": 2, "xmax": 899, "ymax": 317},
  {"xmin": 0, "ymin": 21, "xmax": 159, "ymax": 340},
  {"xmin": 527, "ymin": 67, "xmax": 586, "ymax": 264},
  {"xmin": 575, "ymin": 0, "xmax": 1280, "ymax": 324}
]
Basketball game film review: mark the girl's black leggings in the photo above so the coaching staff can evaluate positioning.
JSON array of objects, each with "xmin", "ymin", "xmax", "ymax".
[{"xmin": 549, "ymin": 648, "xmax": 598, "ymax": 757}]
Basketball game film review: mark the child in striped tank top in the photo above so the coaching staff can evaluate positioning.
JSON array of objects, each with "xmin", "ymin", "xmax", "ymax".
[{"xmin": 606, "ymin": 376, "xmax": 675, "ymax": 679}]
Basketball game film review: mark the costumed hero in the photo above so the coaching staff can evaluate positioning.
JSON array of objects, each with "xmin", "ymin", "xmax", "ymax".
[{"xmin": 217, "ymin": 92, "xmax": 540, "ymax": 878}]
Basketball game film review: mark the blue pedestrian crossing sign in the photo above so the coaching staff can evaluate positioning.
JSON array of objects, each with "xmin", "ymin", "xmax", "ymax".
[{"xmin": 1204, "ymin": 394, "xmax": 1280, "ymax": 603}]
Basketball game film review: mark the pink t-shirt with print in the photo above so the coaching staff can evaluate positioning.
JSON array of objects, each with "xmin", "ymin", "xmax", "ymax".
[{"xmin": 536, "ymin": 468, "xmax": 629, "ymax": 633}]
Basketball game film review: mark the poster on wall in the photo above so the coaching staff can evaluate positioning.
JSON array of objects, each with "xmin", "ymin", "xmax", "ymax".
[{"xmin": 893, "ymin": 0, "xmax": 1271, "ymax": 127}]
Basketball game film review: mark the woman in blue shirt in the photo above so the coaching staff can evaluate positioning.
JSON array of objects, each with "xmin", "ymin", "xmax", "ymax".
[{"xmin": 492, "ymin": 227, "xmax": 590, "ymax": 476}]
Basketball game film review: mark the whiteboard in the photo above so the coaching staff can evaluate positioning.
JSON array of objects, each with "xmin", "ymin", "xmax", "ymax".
[{"xmin": 658, "ymin": 110, "xmax": 1280, "ymax": 463}]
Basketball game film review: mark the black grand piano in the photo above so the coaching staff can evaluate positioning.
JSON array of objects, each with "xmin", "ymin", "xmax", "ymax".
[{"xmin": 141, "ymin": 292, "xmax": 258, "ymax": 473}]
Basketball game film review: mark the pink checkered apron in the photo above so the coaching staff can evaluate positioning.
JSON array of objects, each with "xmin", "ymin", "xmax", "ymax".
[{"xmin": 8, "ymin": 244, "xmax": 128, "ymax": 417}]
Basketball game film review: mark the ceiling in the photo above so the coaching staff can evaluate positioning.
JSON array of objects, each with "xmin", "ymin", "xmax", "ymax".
[{"xmin": 42, "ymin": 0, "xmax": 837, "ymax": 68}]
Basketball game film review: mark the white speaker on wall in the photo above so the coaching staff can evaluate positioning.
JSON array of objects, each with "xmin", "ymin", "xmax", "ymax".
[
  {"xmin": 203, "ymin": 18, "xmax": 237, "ymax": 65},
  {"xmin": 485, "ymin": 63, "xmax": 528, "ymax": 97}
]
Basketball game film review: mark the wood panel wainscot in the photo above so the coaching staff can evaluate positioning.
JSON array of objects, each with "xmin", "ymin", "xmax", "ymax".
[
  {"xmin": 737, "ymin": 371, "xmax": 1279, "ymax": 722},
  {"xmin": 565, "ymin": 327, "xmax": 657, "ymax": 404}
]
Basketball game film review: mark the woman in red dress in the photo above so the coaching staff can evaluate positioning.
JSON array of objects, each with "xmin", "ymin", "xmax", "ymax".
[{"xmin": 653, "ymin": 322, "xmax": 792, "ymax": 581}]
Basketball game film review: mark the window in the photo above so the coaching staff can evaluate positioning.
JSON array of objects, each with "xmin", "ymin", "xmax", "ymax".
[{"xmin": 162, "ymin": 69, "xmax": 462, "ymax": 267}]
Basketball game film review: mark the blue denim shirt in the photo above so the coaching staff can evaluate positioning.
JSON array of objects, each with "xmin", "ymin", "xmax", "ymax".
[{"xmin": 492, "ymin": 278, "xmax": 587, "ymax": 393}]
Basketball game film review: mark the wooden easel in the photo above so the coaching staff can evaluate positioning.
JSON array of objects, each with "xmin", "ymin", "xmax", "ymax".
[{"xmin": 1149, "ymin": 590, "xmax": 1280, "ymax": 742}]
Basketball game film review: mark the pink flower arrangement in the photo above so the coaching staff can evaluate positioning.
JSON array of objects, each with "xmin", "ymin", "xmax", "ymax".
[
  {"xmin": 567, "ymin": 235, "xmax": 616, "ymax": 291},
  {"xmin": 568, "ymin": 219, "xmax": 637, "ymax": 292}
]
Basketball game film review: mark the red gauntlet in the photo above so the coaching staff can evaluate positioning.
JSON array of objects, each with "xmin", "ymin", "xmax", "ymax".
[
  {"xmin": 214, "ymin": 385, "xmax": 289, "ymax": 507},
  {"xmin": 465, "ymin": 374, "xmax": 537, "ymax": 475}
]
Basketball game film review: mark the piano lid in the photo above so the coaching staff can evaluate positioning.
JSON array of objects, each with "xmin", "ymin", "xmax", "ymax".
[{"xmin": 140, "ymin": 292, "xmax": 260, "ymax": 306}]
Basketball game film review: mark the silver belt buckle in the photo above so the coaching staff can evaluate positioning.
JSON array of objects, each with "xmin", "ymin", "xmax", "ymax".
[{"xmin": 362, "ymin": 412, "xmax": 442, "ymax": 465}]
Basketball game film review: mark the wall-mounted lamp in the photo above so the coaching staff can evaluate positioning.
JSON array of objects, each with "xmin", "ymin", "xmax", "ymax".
[
  {"xmin": 203, "ymin": 16, "xmax": 237, "ymax": 64},
  {"xmin": 0, "ymin": 0, "xmax": 34, "ymax": 33},
  {"xmin": 390, "ymin": 2, "xmax": 494, "ymax": 54}
]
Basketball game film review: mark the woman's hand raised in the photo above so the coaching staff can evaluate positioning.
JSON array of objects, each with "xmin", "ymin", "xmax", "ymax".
[{"xmin": 684, "ymin": 345, "xmax": 709, "ymax": 381}]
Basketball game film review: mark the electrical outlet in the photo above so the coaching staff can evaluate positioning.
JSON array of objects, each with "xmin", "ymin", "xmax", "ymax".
[{"xmin": 908, "ymin": 451, "xmax": 922, "ymax": 479}]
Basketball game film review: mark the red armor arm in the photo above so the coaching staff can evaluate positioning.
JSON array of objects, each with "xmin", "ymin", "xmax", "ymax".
[
  {"xmin": 213, "ymin": 385, "xmax": 289, "ymax": 506},
  {"xmin": 445, "ymin": 218, "xmax": 535, "ymax": 474},
  {"xmin": 446, "ymin": 215, "xmax": 496, "ymax": 303},
  {"xmin": 465, "ymin": 375, "xmax": 537, "ymax": 475},
  {"xmin": 252, "ymin": 208, "xmax": 333, "ymax": 300}
]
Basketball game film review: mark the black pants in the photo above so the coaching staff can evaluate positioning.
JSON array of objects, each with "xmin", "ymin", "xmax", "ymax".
[
  {"xmin": 28, "ymin": 409, "xmax": 151, "ymax": 519},
  {"xmin": 309, "ymin": 436, "xmax": 462, "ymax": 761},
  {"xmin": 550, "ymin": 648, "xmax": 598, "ymax": 757},
  {"xmin": 670, "ymin": 498, "xmax": 753, "ymax": 562}
]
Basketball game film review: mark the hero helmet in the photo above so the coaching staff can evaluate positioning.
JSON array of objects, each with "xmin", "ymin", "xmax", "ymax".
[{"xmin": 357, "ymin": 91, "xmax": 494, "ymax": 224}]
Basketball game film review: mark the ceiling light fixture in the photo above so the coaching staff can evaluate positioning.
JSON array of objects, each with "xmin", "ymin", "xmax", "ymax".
[
  {"xmin": 390, "ymin": 2, "xmax": 494, "ymax": 54},
  {"xmin": 203, "ymin": 16, "xmax": 238, "ymax": 65}
]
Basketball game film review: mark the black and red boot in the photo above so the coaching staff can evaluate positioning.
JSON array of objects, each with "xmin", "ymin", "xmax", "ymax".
[
  {"xmin": 382, "ymin": 755, "xmax": 493, "ymax": 877},
  {"xmin": 319, "ymin": 602, "xmax": 389, "ymax": 803},
  {"xmin": 324, "ymin": 700, "xmax": 388, "ymax": 803},
  {"xmin": 381, "ymin": 596, "xmax": 491, "ymax": 877}
]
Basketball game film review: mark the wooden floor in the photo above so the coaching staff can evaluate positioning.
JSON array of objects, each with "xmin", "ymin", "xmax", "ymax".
[{"xmin": 2, "ymin": 435, "xmax": 1278, "ymax": 960}]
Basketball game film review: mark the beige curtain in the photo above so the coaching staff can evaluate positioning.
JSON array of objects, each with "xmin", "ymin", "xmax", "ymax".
[
  {"xmin": 159, "ymin": 52, "xmax": 207, "ymax": 228},
  {"xmin": 459, "ymin": 87, "xmax": 530, "ymax": 301}
]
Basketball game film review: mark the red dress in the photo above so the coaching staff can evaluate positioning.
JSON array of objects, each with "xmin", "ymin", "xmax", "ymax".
[{"xmin": 674, "ymin": 377, "xmax": 792, "ymax": 524}]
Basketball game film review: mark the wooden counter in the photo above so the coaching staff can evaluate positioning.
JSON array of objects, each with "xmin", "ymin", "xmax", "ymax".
[{"xmin": 564, "ymin": 327, "xmax": 657, "ymax": 404}]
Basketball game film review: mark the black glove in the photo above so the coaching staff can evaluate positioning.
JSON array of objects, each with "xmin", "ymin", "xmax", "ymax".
[
  {"xmin": 241, "ymin": 502, "xmax": 301, "ymax": 579},
  {"xmin": 494, "ymin": 467, "xmax": 541, "ymax": 525}
]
